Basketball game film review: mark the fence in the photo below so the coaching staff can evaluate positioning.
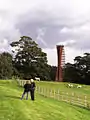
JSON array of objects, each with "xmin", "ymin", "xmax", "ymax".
[
  {"xmin": 17, "ymin": 80, "xmax": 90, "ymax": 109},
  {"xmin": 36, "ymin": 86, "xmax": 90, "ymax": 108}
]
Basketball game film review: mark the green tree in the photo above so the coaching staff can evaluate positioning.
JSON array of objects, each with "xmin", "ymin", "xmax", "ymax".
[
  {"xmin": 74, "ymin": 53, "xmax": 90, "ymax": 84},
  {"xmin": 10, "ymin": 36, "xmax": 50, "ymax": 80},
  {"xmin": 64, "ymin": 53, "xmax": 90, "ymax": 84},
  {"xmin": 64, "ymin": 63, "xmax": 81, "ymax": 83},
  {"xmin": 0, "ymin": 52, "xmax": 13, "ymax": 79},
  {"xmin": 49, "ymin": 66, "xmax": 57, "ymax": 81}
]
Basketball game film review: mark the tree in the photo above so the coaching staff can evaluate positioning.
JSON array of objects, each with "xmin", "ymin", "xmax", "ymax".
[
  {"xmin": 0, "ymin": 52, "xmax": 13, "ymax": 79},
  {"xmin": 10, "ymin": 36, "xmax": 50, "ymax": 80},
  {"xmin": 74, "ymin": 53, "xmax": 90, "ymax": 84},
  {"xmin": 64, "ymin": 63, "xmax": 81, "ymax": 83},
  {"xmin": 49, "ymin": 66, "xmax": 57, "ymax": 81},
  {"xmin": 64, "ymin": 53, "xmax": 90, "ymax": 85}
]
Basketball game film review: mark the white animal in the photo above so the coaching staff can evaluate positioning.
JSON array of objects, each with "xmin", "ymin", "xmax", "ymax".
[
  {"xmin": 35, "ymin": 77, "xmax": 40, "ymax": 81},
  {"xmin": 68, "ymin": 84, "xmax": 73, "ymax": 88},
  {"xmin": 77, "ymin": 85, "xmax": 82, "ymax": 88}
]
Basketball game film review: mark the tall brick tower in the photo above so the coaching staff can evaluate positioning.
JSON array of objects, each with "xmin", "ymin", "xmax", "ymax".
[{"xmin": 55, "ymin": 45, "xmax": 65, "ymax": 82}]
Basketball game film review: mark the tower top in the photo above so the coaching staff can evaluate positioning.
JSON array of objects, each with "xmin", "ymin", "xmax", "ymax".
[{"xmin": 56, "ymin": 45, "xmax": 64, "ymax": 47}]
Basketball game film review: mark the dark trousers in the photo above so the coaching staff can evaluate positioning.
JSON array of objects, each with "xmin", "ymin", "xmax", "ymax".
[
  {"xmin": 30, "ymin": 90, "xmax": 35, "ymax": 100},
  {"xmin": 21, "ymin": 91, "xmax": 30, "ymax": 100}
]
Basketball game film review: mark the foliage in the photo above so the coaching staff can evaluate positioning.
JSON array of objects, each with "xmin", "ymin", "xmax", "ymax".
[
  {"xmin": 64, "ymin": 53, "xmax": 90, "ymax": 84},
  {"xmin": 0, "ymin": 52, "xmax": 13, "ymax": 79},
  {"xmin": 49, "ymin": 66, "xmax": 57, "ymax": 81},
  {"xmin": 10, "ymin": 36, "xmax": 51, "ymax": 80}
]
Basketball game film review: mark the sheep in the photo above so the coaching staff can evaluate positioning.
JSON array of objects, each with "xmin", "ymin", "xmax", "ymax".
[
  {"xmin": 67, "ymin": 84, "xmax": 73, "ymax": 88},
  {"xmin": 35, "ymin": 77, "xmax": 40, "ymax": 81},
  {"xmin": 77, "ymin": 85, "xmax": 82, "ymax": 88}
]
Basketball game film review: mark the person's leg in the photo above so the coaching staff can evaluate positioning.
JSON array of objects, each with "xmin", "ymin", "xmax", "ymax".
[
  {"xmin": 30, "ymin": 90, "xmax": 32, "ymax": 99},
  {"xmin": 31, "ymin": 90, "xmax": 34, "ymax": 100},
  {"xmin": 21, "ymin": 91, "xmax": 25, "ymax": 100},
  {"xmin": 26, "ymin": 92, "xmax": 28, "ymax": 100}
]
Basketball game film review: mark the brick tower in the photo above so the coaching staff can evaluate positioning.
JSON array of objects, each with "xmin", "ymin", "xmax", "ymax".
[{"xmin": 55, "ymin": 45, "xmax": 65, "ymax": 82}]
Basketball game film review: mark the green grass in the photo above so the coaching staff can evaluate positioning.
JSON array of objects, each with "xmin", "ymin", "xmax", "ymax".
[
  {"xmin": 36, "ymin": 81, "xmax": 90, "ymax": 97},
  {"xmin": 0, "ymin": 80, "xmax": 90, "ymax": 120},
  {"xmin": 36, "ymin": 81, "xmax": 90, "ymax": 107}
]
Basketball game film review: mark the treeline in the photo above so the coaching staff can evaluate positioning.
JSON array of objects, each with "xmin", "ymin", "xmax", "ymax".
[
  {"xmin": 0, "ymin": 36, "xmax": 90, "ymax": 85},
  {"xmin": 0, "ymin": 36, "xmax": 56, "ymax": 81},
  {"xmin": 64, "ymin": 53, "xmax": 90, "ymax": 85}
]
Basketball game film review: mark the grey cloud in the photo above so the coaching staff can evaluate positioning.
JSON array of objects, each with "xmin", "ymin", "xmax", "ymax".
[
  {"xmin": 16, "ymin": 11, "xmax": 65, "ymax": 48},
  {"xmin": 1, "ymin": 0, "xmax": 90, "ymax": 53},
  {"xmin": 17, "ymin": 21, "xmax": 64, "ymax": 48},
  {"xmin": 15, "ymin": 6, "xmax": 90, "ymax": 50},
  {"xmin": 16, "ymin": 14, "xmax": 90, "ymax": 50}
]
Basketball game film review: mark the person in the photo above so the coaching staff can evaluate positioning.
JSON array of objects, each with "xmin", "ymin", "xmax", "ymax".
[
  {"xmin": 30, "ymin": 79, "xmax": 36, "ymax": 101},
  {"xmin": 21, "ymin": 80, "xmax": 31, "ymax": 100}
]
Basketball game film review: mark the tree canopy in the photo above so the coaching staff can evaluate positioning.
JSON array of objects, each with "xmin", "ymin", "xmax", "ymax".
[
  {"xmin": 0, "ymin": 35, "xmax": 90, "ymax": 84},
  {"xmin": 64, "ymin": 53, "xmax": 90, "ymax": 84},
  {"xmin": 10, "ymin": 36, "xmax": 51, "ymax": 80},
  {"xmin": 0, "ymin": 52, "xmax": 13, "ymax": 79}
]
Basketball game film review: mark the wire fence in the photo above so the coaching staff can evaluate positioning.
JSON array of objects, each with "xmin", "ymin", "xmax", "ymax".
[{"xmin": 17, "ymin": 80, "xmax": 90, "ymax": 109}]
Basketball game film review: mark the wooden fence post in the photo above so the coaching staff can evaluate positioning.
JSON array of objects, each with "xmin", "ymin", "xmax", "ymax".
[
  {"xmin": 54, "ymin": 89, "xmax": 56, "ymax": 99},
  {"xmin": 61, "ymin": 91, "xmax": 63, "ymax": 101},
  {"xmin": 71, "ymin": 92, "xmax": 74, "ymax": 104},
  {"xmin": 84, "ymin": 96, "xmax": 87, "ymax": 107},
  {"xmin": 58, "ymin": 89, "xmax": 60, "ymax": 100},
  {"xmin": 33, "ymin": 85, "xmax": 89, "ymax": 109},
  {"xmin": 39, "ymin": 86, "xmax": 40, "ymax": 94},
  {"xmin": 66, "ymin": 92, "xmax": 68, "ymax": 102},
  {"xmin": 77, "ymin": 95, "xmax": 80, "ymax": 105}
]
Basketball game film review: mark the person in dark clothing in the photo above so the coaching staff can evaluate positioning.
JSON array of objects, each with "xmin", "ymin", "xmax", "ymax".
[
  {"xmin": 21, "ymin": 81, "xmax": 31, "ymax": 100},
  {"xmin": 30, "ymin": 79, "xmax": 36, "ymax": 101}
]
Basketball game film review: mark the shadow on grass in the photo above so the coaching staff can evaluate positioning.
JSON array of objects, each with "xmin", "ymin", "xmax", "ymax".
[
  {"xmin": 5, "ymin": 95, "xmax": 21, "ymax": 99},
  {"xmin": 39, "ymin": 94, "xmax": 90, "ymax": 111},
  {"xmin": 72, "ymin": 104, "xmax": 90, "ymax": 111}
]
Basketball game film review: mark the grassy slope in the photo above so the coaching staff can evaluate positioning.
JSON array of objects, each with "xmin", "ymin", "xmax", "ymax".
[
  {"xmin": 36, "ymin": 81, "xmax": 90, "ymax": 97},
  {"xmin": 0, "ymin": 80, "xmax": 90, "ymax": 120}
]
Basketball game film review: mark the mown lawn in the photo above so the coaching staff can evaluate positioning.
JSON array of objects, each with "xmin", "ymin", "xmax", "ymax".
[
  {"xmin": 0, "ymin": 80, "xmax": 90, "ymax": 120},
  {"xmin": 36, "ymin": 81, "xmax": 90, "ymax": 97}
]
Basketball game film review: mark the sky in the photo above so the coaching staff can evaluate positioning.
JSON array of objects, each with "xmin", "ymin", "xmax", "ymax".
[{"xmin": 0, "ymin": 0, "xmax": 90, "ymax": 66}]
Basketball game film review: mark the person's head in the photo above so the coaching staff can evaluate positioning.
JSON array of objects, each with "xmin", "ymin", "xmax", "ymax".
[{"xmin": 30, "ymin": 79, "xmax": 34, "ymax": 83}]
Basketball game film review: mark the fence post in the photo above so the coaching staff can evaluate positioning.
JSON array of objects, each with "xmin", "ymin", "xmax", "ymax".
[
  {"xmin": 66, "ymin": 92, "xmax": 68, "ymax": 102},
  {"xmin": 50, "ymin": 89, "xmax": 52, "ymax": 97},
  {"xmin": 45, "ymin": 88, "xmax": 46, "ymax": 97},
  {"xmin": 54, "ymin": 89, "xmax": 55, "ymax": 99},
  {"xmin": 21, "ymin": 80, "xmax": 22, "ymax": 86},
  {"xmin": 61, "ymin": 91, "xmax": 63, "ymax": 101},
  {"xmin": 71, "ymin": 92, "xmax": 74, "ymax": 104},
  {"xmin": 35, "ymin": 86, "xmax": 89, "ymax": 109},
  {"xmin": 22, "ymin": 80, "xmax": 23, "ymax": 85},
  {"xmin": 18, "ymin": 80, "xmax": 20, "ymax": 86},
  {"xmin": 36, "ymin": 86, "xmax": 37, "ymax": 91},
  {"xmin": 58, "ymin": 89, "xmax": 60, "ymax": 100},
  {"xmin": 77, "ymin": 95, "xmax": 80, "ymax": 105},
  {"xmin": 43, "ymin": 87, "xmax": 45, "ymax": 97},
  {"xmin": 41, "ymin": 87, "xmax": 43, "ymax": 95},
  {"xmin": 84, "ymin": 96, "xmax": 87, "ymax": 107},
  {"xmin": 38, "ymin": 86, "xmax": 40, "ymax": 94}
]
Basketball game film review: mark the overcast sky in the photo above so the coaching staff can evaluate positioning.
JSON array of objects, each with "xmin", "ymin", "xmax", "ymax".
[{"xmin": 0, "ymin": 0, "xmax": 90, "ymax": 66}]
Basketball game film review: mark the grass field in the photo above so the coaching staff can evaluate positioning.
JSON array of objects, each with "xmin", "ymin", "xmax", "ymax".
[
  {"xmin": 36, "ymin": 81, "xmax": 90, "ymax": 98},
  {"xmin": 0, "ymin": 80, "xmax": 90, "ymax": 120},
  {"xmin": 36, "ymin": 81, "xmax": 90, "ymax": 93}
]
